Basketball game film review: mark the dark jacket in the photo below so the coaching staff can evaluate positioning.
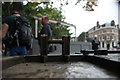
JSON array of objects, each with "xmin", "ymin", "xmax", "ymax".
[
  {"xmin": 92, "ymin": 40, "xmax": 100, "ymax": 50},
  {"xmin": 40, "ymin": 24, "xmax": 52, "ymax": 40}
]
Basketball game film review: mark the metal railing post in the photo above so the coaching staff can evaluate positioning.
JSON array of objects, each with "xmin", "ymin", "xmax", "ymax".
[
  {"xmin": 39, "ymin": 35, "xmax": 48, "ymax": 63},
  {"xmin": 62, "ymin": 36, "xmax": 70, "ymax": 62}
]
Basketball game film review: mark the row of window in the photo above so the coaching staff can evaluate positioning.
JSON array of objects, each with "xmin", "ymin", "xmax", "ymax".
[
  {"xmin": 101, "ymin": 42, "xmax": 115, "ymax": 49},
  {"xmin": 96, "ymin": 29, "xmax": 118, "ymax": 34},
  {"xmin": 93, "ymin": 25, "xmax": 119, "ymax": 31},
  {"xmin": 89, "ymin": 28, "xmax": 118, "ymax": 35},
  {"xmin": 100, "ymin": 35, "xmax": 114, "ymax": 40}
]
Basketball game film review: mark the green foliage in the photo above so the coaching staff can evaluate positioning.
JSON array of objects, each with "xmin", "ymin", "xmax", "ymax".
[
  {"xmin": 2, "ymin": 2, "xmax": 13, "ymax": 17},
  {"xmin": 23, "ymin": 2, "xmax": 70, "ymax": 39},
  {"xmin": 60, "ymin": 0, "xmax": 98, "ymax": 11},
  {"xmin": 2, "ymin": 2, "xmax": 24, "ymax": 17},
  {"xmin": 78, "ymin": 32, "xmax": 92, "ymax": 42},
  {"xmin": 78, "ymin": 32, "xmax": 86, "ymax": 42},
  {"xmin": 87, "ymin": 37, "xmax": 92, "ymax": 42},
  {"xmin": 2, "ymin": 2, "xmax": 71, "ymax": 39},
  {"xmin": 23, "ymin": 2, "xmax": 42, "ymax": 34},
  {"xmin": 51, "ymin": 24, "xmax": 72, "ymax": 39}
]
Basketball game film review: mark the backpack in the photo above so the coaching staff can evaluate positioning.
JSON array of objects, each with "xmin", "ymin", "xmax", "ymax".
[
  {"xmin": 14, "ymin": 16, "xmax": 32, "ymax": 48},
  {"xmin": 2, "ymin": 16, "xmax": 32, "ymax": 56}
]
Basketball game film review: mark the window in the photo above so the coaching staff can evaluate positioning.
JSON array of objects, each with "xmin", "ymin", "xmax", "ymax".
[
  {"xmin": 102, "ymin": 35, "xmax": 106, "ymax": 40},
  {"xmin": 112, "ymin": 30, "xmax": 114, "ymax": 33},
  {"xmin": 102, "ymin": 42, "xmax": 104, "ymax": 48},
  {"xmin": 107, "ymin": 30, "xmax": 109, "ymax": 33},
  {"xmin": 102, "ymin": 30, "xmax": 104, "ymax": 33},
  {"xmin": 110, "ymin": 29, "xmax": 112, "ymax": 32},
  {"xmin": 101, "ymin": 36, "xmax": 104, "ymax": 40},
  {"xmin": 112, "ymin": 42, "xmax": 114, "ymax": 47},
  {"xmin": 103, "ymin": 30, "xmax": 106, "ymax": 33},
  {"xmin": 110, "ymin": 36, "xmax": 113, "ymax": 40},
  {"xmin": 107, "ymin": 35, "xmax": 110, "ymax": 40}
]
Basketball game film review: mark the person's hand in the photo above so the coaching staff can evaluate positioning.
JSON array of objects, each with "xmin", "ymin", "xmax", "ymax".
[{"xmin": 2, "ymin": 43, "xmax": 5, "ymax": 51}]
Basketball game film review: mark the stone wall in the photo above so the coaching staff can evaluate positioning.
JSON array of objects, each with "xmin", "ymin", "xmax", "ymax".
[{"xmin": 51, "ymin": 42, "xmax": 92, "ymax": 54}]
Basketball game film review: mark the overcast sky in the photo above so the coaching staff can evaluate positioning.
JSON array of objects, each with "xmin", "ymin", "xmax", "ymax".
[{"xmin": 52, "ymin": 0, "xmax": 118, "ymax": 37}]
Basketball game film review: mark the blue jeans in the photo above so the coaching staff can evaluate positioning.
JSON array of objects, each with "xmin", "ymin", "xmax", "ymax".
[{"xmin": 9, "ymin": 46, "xmax": 27, "ymax": 56}]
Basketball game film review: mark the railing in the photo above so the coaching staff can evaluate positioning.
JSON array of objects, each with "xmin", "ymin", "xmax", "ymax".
[{"xmin": 38, "ymin": 34, "xmax": 70, "ymax": 62}]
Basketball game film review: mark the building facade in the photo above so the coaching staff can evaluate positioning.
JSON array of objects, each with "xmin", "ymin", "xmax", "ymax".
[
  {"xmin": 118, "ymin": 1, "xmax": 120, "ymax": 47},
  {"xmin": 88, "ymin": 21, "xmax": 119, "ymax": 50}
]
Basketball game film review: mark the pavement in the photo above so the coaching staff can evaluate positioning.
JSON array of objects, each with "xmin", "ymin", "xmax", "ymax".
[{"xmin": 2, "ymin": 62, "xmax": 118, "ymax": 78}]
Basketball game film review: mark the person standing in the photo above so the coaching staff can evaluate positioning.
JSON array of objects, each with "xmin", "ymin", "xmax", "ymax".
[
  {"xmin": 40, "ymin": 16, "xmax": 52, "ymax": 40},
  {"xmin": 39, "ymin": 16, "xmax": 52, "ymax": 54},
  {"xmin": 92, "ymin": 36, "xmax": 100, "ymax": 50},
  {"xmin": 2, "ymin": 11, "xmax": 32, "ymax": 56}
]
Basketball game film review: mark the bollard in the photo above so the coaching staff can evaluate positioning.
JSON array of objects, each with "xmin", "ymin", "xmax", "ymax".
[
  {"xmin": 39, "ymin": 34, "xmax": 48, "ymax": 63},
  {"xmin": 62, "ymin": 36, "xmax": 70, "ymax": 62},
  {"xmin": 94, "ymin": 50, "xmax": 108, "ymax": 55},
  {"xmin": 38, "ymin": 35, "xmax": 70, "ymax": 62},
  {"xmin": 82, "ymin": 50, "xmax": 89, "ymax": 56}
]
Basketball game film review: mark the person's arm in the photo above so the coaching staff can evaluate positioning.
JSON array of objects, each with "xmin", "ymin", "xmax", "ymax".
[
  {"xmin": 2, "ymin": 23, "xmax": 9, "ymax": 39},
  {"xmin": 92, "ymin": 40, "xmax": 95, "ymax": 45}
]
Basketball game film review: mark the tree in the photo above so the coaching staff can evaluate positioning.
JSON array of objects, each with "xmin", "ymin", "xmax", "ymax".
[
  {"xmin": 78, "ymin": 32, "xmax": 92, "ymax": 42},
  {"xmin": 23, "ymin": 2, "xmax": 70, "ymax": 39},
  {"xmin": 2, "ymin": 2, "xmax": 23, "ymax": 17},
  {"xmin": 51, "ymin": 0, "xmax": 98, "ymax": 11},
  {"xmin": 13, "ymin": 2, "xmax": 23, "ymax": 12},
  {"xmin": 75, "ymin": 0, "xmax": 98, "ymax": 11},
  {"xmin": 51, "ymin": 24, "xmax": 72, "ymax": 39},
  {"xmin": 78, "ymin": 32, "xmax": 86, "ymax": 42},
  {"xmin": 2, "ymin": 2, "xmax": 71, "ymax": 39}
]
